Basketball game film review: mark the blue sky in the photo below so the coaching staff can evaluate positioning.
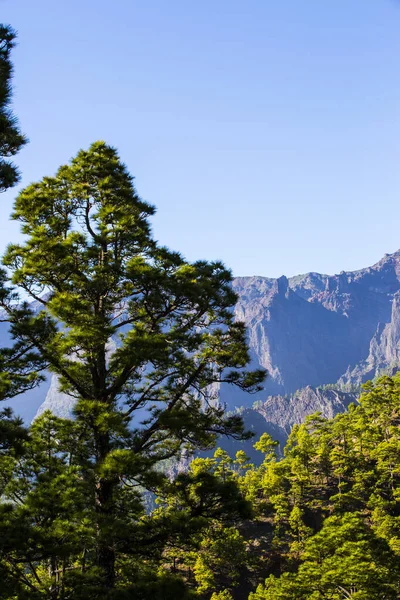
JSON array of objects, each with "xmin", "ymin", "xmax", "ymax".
[{"xmin": 1, "ymin": 0, "xmax": 400, "ymax": 277}]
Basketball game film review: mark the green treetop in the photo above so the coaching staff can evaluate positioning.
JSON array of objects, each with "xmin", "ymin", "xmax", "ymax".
[{"xmin": 0, "ymin": 141, "xmax": 265, "ymax": 597}]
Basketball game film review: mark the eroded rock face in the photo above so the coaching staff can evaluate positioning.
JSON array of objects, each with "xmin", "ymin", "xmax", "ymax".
[
  {"xmin": 251, "ymin": 386, "xmax": 357, "ymax": 437},
  {"xmin": 35, "ymin": 374, "xmax": 76, "ymax": 420},
  {"xmin": 223, "ymin": 250, "xmax": 400, "ymax": 408},
  {"xmin": 217, "ymin": 386, "xmax": 357, "ymax": 463}
]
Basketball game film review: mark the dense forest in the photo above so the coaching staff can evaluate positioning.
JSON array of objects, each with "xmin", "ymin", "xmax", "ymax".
[
  {"xmin": 2, "ymin": 374, "xmax": 400, "ymax": 598},
  {"xmin": 1, "ymin": 23, "xmax": 400, "ymax": 600}
]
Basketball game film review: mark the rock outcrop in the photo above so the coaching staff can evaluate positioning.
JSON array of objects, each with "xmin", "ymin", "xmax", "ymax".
[{"xmin": 218, "ymin": 386, "xmax": 357, "ymax": 463}]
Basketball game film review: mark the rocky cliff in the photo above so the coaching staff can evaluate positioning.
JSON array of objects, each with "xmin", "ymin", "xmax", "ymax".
[
  {"xmin": 219, "ymin": 386, "xmax": 358, "ymax": 462},
  {"xmin": 220, "ymin": 250, "xmax": 400, "ymax": 408}
]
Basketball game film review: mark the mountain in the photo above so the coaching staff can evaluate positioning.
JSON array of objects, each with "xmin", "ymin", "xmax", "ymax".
[
  {"xmin": 4, "ymin": 250, "xmax": 400, "ymax": 432},
  {"xmin": 220, "ymin": 250, "xmax": 400, "ymax": 406},
  {"xmin": 218, "ymin": 386, "xmax": 358, "ymax": 462}
]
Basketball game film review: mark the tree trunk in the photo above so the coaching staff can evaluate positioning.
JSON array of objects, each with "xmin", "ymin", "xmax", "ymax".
[
  {"xmin": 96, "ymin": 477, "xmax": 116, "ymax": 588},
  {"xmin": 95, "ymin": 431, "xmax": 116, "ymax": 589},
  {"xmin": 49, "ymin": 555, "xmax": 58, "ymax": 600}
]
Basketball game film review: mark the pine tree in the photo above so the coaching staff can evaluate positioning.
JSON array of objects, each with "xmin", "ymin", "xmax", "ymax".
[
  {"xmin": 0, "ymin": 141, "xmax": 265, "ymax": 596},
  {"xmin": 250, "ymin": 513, "xmax": 400, "ymax": 600},
  {"xmin": 243, "ymin": 375, "xmax": 400, "ymax": 599},
  {"xmin": 0, "ymin": 24, "xmax": 27, "ymax": 192},
  {"xmin": 0, "ymin": 411, "xmax": 92, "ymax": 599},
  {"xmin": 157, "ymin": 450, "xmax": 253, "ymax": 595}
]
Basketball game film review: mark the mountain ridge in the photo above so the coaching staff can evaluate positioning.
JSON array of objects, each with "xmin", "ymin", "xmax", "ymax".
[
  {"xmin": 226, "ymin": 249, "xmax": 400, "ymax": 404},
  {"xmin": 4, "ymin": 250, "xmax": 400, "ymax": 435}
]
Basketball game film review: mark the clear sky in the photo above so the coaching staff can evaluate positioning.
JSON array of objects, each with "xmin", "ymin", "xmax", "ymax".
[{"xmin": 1, "ymin": 0, "xmax": 400, "ymax": 278}]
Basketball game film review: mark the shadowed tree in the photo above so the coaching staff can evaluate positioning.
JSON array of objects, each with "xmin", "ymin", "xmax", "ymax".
[{"xmin": 0, "ymin": 24, "xmax": 27, "ymax": 192}]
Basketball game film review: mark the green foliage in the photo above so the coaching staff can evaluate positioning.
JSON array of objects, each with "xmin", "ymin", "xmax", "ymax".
[
  {"xmin": 0, "ymin": 142, "xmax": 264, "ymax": 597},
  {"xmin": 5, "ymin": 349, "xmax": 400, "ymax": 600},
  {"xmin": 245, "ymin": 375, "xmax": 400, "ymax": 599},
  {"xmin": 251, "ymin": 513, "xmax": 400, "ymax": 599},
  {"xmin": 210, "ymin": 591, "xmax": 233, "ymax": 600},
  {"xmin": 0, "ymin": 24, "xmax": 27, "ymax": 191},
  {"xmin": 0, "ymin": 407, "xmax": 27, "ymax": 453},
  {"xmin": 193, "ymin": 525, "xmax": 247, "ymax": 592}
]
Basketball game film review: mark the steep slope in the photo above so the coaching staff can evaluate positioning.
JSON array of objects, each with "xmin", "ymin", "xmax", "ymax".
[
  {"xmin": 226, "ymin": 250, "xmax": 400, "ymax": 407},
  {"xmin": 231, "ymin": 275, "xmax": 356, "ymax": 396}
]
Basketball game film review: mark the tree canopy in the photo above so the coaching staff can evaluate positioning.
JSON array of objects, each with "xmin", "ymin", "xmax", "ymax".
[
  {"xmin": 0, "ymin": 24, "xmax": 27, "ymax": 192},
  {"xmin": 155, "ymin": 375, "xmax": 400, "ymax": 598},
  {"xmin": 246, "ymin": 375, "xmax": 400, "ymax": 599}
]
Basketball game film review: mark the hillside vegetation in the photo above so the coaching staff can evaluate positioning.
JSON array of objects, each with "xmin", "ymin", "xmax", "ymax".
[{"xmin": 2, "ymin": 374, "xmax": 400, "ymax": 598}]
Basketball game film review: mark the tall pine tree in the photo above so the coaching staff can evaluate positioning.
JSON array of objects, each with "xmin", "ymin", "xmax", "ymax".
[{"xmin": 0, "ymin": 141, "xmax": 265, "ymax": 596}]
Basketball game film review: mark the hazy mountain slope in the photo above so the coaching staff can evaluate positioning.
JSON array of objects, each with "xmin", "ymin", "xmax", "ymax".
[
  {"xmin": 251, "ymin": 385, "xmax": 357, "ymax": 438},
  {"xmin": 218, "ymin": 386, "xmax": 357, "ymax": 463},
  {"xmin": 3, "ymin": 250, "xmax": 400, "ymax": 429},
  {"xmin": 0, "ymin": 317, "xmax": 51, "ymax": 422}
]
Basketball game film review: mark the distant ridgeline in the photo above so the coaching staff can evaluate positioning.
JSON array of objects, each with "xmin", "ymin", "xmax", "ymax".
[
  {"xmin": 4, "ymin": 250, "xmax": 400, "ymax": 443},
  {"xmin": 218, "ymin": 385, "xmax": 359, "ymax": 463}
]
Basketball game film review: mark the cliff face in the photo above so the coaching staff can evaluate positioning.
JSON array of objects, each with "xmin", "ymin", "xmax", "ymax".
[
  {"xmin": 218, "ymin": 386, "xmax": 357, "ymax": 462},
  {"xmin": 252, "ymin": 386, "xmax": 357, "ymax": 437},
  {"xmin": 222, "ymin": 250, "xmax": 400, "ymax": 408},
  {"xmin": 5, "ymin": 250, "xmax": 400, "ymax": 433}
]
